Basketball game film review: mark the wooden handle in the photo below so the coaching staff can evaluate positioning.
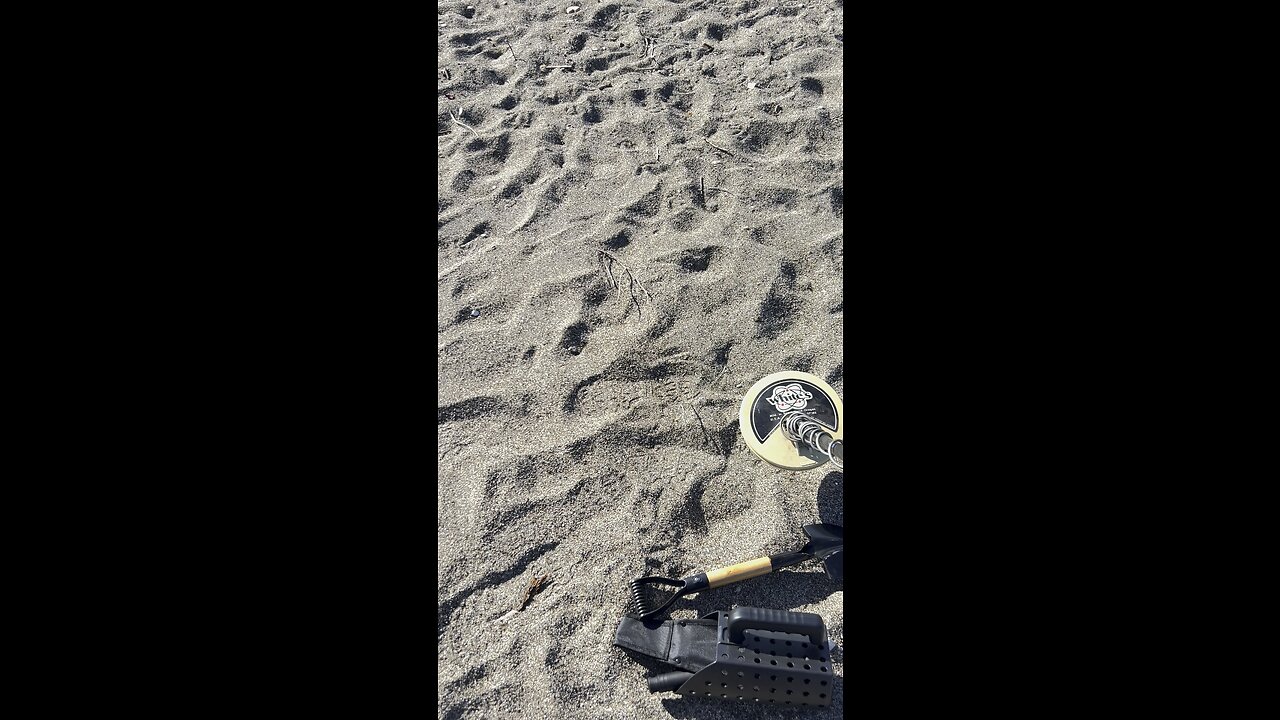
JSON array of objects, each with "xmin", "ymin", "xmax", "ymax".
[{"xmin": 706, "ymin": 556, "xmax": 772, "ymax": 589}]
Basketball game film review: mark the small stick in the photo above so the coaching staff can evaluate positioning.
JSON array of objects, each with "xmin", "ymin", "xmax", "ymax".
[
  {"xmin": 707, "ymin": 187, "xmax": 735, "ymax": 195},
  {"xmin": 633, "ymin": 270, "xmax": 655, "ymax": 302},
  {"xmin": 600, "ymin": 253, "xmax": 618, "ymax": 288},
  {"xmin": 602, "ymin": 248, "xmax": 637, "ymax": 313},
  {"xmin": 690, "ymin": 394, "xmax": 711, "ymax": 444},
  {"xmin": 626, "ymin": 277, "xmax": 643, "ymax": 314},
  {"xmin": 704, "ymin": 138, "xmax": 734, "ymax": 156},
  {"xmin": 713, "ymin": 363, "xmax": 732, "ymax": 387},
  {"xmin": 507, "ymin": 42, "xmax": 520, "ymax": 61},
  {"xmin": 517, "ymin": 574, "xmax": 550, "ymax": 611},
  {"xmin": 449, "ymin": 110, "xmax": 479, "ymax": 137},
  {"xmin": 597, "ymin": 249, "xmax": 654, "ymax": 312}
]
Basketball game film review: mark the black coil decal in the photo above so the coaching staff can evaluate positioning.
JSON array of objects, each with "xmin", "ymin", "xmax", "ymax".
[{"xmin": 749, "ymin": 380, "xmax": 838, "ymax": 444}]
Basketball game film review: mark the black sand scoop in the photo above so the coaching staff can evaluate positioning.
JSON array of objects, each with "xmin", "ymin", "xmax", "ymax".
[
  {"xmin": 628, "ymin": 523, "xmax": 844, "ymax": 620},
  {"xmin": 615, "ymin": 606, "xmax": 836, "ymax": 706}
]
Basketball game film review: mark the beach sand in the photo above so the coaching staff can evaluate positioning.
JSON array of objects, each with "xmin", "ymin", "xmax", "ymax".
[{"xmin": 438, "ymin": 1, "xmax": 843, "ymax": 717}]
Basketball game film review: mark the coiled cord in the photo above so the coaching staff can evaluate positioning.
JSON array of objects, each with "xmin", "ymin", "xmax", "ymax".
[{"xmin": 781, "ymin": 411, "xmax": 843, "ymax": 469}]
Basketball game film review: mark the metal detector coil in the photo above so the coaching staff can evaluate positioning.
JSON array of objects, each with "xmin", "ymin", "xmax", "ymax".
[{"xmin": 739, "ymin": 371, "xmax": 843, "ymax": 471}]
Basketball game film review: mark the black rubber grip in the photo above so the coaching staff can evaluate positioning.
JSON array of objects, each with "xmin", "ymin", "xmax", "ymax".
[
  {"xmin": 727, "ymin": 607, "xmax": 826, "ymax": 647},
  {"xmin": 648, "ymin": 671, "xmax": 695, "ymax": 693},
  {"xmin": 681, "ymin": 573, "xmax": 710, "ymax": 593}
]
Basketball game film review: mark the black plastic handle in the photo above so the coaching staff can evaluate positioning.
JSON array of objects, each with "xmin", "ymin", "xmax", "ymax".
[
  {"xmin": 648, "ymin": 671, "xmax": 695, "ymax": 693},
  {"xmin": 727, "ymin": 607, "xmax": 826, "ymax": 647}
]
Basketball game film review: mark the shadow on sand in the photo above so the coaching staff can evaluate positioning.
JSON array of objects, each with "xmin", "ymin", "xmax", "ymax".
[{"xmin": 817, "ymin": 470, "xmax": 842, "ymax": 526}]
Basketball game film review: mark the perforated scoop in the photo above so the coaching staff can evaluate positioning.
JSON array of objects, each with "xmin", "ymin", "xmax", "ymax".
[{"xmin": 628, "ymin": 607, "xmax": 836, "ymax": 707}]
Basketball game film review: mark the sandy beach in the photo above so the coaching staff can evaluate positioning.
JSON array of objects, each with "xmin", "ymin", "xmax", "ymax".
[{"xmin": 438, "ymin": 1, "xmax": 843, "ymax": 717}]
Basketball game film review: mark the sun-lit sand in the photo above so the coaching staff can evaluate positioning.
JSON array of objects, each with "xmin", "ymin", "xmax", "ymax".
[{"xmin": 438, "ymin": 1, "xmax": 843, "ymax": 717}]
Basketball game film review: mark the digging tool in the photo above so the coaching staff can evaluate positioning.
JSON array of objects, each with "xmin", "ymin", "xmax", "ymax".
[{"xmin": 627, "ymin": 523, "xmax": 843, "ymax": 621}]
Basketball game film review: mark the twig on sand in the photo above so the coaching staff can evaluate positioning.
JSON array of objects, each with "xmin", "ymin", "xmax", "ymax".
[
  {"xmin": 450, "ymin": 116, "xmax": 477, "ymax": 136},
  {"xmin": 690, "ymin": 393, "xmax": 711, "ymax": 445},
  {"xmin": 742, "ymin": 6, "xmax": 779, "ymax": 25},
  {"xmin": 704, "ymin": 137, "xmax": 734, "ymax": 156},
  {"xmin": 449, "ymin": 108, "xmax": 478, "ymax": 137},
  {"xmin": 600, "ymin": 252, "xmax": 618, "ymax": 288},
  {"xmin": 517, "ymin": 574, "xmax": 550, "ymax": 611},
  {"xmin": 707, "ymin": 186, "xmax": 735, "ymax": 195},
  {"xmin": 507, "ymin": 42, "xmax": 521, "ymax": 63},
  {"xmin": 598, "ymin": 249, "xmax": 655, "ymax": 316},
  {"xmin": 712, "ymin": 363, "xmax": 732, "ymax": 387}
]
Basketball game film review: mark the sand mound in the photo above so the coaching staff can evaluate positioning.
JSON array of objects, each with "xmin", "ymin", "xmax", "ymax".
[{"xmin": 439, "ymin": 1, "xmax": 843, "ymax": 717}]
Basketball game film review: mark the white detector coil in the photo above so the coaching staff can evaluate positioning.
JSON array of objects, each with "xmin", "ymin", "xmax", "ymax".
[{"xmin": 738, "ymin": 371, "xmax": 844, "ymax": 471}]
